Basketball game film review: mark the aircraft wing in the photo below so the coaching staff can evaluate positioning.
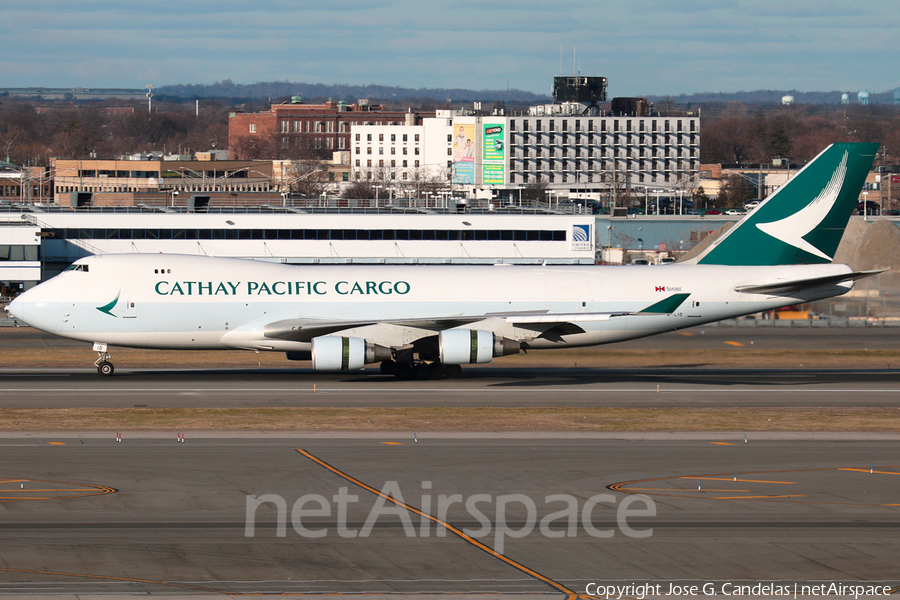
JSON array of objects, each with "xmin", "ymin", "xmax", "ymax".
[
  {"xmin": 264, "ymin": 294, "xmax": 691, "ymax": 343},
  {"xmin": 265, "ymin": 316, "xmax": 490, "ymax": 342},
  {"xmin": 734, "ymin": 270, "xmax": 883, "ymax": 295}
]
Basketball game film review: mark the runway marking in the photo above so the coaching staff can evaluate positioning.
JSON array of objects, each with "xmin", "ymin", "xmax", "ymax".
[
  {"xmin": 0, "ymin": 479, "xmax": 116, "ymax": 503},
  {"xmin": 840, "ymin": 468, "xmax": 900, "ymax": 475},
  {"xmin": 612, "ymin": 467, "xmax": 900, "ymax": 505},
  {"xmin": 296, "ymin": 448, "xmax": 578, "ymax": 598},
  {"xmin": 680, "ymin": 477, "xmax": 795, "ymax": 484},
  {"xmin": 7, "ymin": 386, "xmax": 900, "ymax": 394},
  {"xmin": 710, "ymin": 442, "xmax": 735, "ymax": 445},
  {"xmin": 0, "ymin": 568, "xmax": 227, "ymax": 594},
  {"xmin": 711, "ymin": 495, "xmax": 807, "ymax": 500},
  {"xmin": 724, "ymin": 341, "xmax": 744, "ymax": 347},
  {"xmin": 626, "ymin": 488, "xmax": 752, "ymax": 492},
  {"xmin": 0, "ymin": 488, "xmax": 103, "ymax": 493},
  {"xmin": 380, "ymin": 442, "xmax": 403, "ymax": 445},
  {"xmin": 678, "ymin": 332, "xmax": 694, "ymax": 336},
  {"xmin": 48, "ymin": 442, "xmax": 65, "ymax": 445}
]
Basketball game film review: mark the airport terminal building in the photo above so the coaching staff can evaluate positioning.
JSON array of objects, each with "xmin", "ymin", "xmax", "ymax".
[{"xmin": 0, "ymin": 210, "xmax": 598, "ymax": 294}]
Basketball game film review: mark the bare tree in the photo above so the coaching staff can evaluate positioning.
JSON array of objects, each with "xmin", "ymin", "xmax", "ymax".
[
  {"xmin": 229, "ymin": 132, "xmax": 276, "ymax": 160},
  {"xmin": 521, "ymin": 176, "xmax": 549, "ymax": 201},
  {"xmin": 285, "ymin": 160, "xmax": 329, "ymax": 199}
]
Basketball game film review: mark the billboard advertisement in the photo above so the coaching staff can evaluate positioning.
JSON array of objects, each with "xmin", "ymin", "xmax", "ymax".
[
  {"xmin": 482, "ymin": 123, "xmax": 505, "ymax": 185},
  {"xmin": 452, "ymin": 124, "xmax": 475, "ymax": 185}
]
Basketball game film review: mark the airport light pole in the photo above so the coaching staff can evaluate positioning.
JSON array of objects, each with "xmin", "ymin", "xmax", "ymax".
[
  {"xmin": 373, "ymin": 185, "xmax": 382, "ymax": 208},
  {"xmin": 179, "ymin": 167, "xmax": 206, "ymax": 191}
]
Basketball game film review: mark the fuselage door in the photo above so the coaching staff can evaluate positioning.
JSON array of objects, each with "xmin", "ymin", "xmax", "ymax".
[
  {"xmin": 123, "ymin": 298, "xmax": 137, "ymax": 318},
  {"xmin": 687, "ymin": 293, "xmax": 702, "ymax": 317}
]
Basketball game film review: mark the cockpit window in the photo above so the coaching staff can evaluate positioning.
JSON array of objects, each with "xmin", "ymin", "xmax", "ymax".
[{"xmin": 64, "ymin": 264, "xmax": 89, "ymax": 272}]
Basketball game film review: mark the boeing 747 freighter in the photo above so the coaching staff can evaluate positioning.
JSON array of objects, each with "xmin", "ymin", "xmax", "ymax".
[{"xmin": 6, "ymin": 143, "xmax": 881, "ymax": 378}]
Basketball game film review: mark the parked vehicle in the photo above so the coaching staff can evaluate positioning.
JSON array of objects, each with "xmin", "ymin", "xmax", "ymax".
[{"xmin": 857, "ymin": 201, "xmax": 881, "ymax": 215}]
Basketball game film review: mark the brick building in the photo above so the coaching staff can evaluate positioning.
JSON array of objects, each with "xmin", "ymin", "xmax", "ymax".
[{"xmin": 228, "ymin": 98, "xmax": 432, "ymax": 160}]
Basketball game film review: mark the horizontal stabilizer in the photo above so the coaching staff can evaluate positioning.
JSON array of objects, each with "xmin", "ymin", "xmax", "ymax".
[{"xmin": 734, "ymin": 270, "xmax": 884, "ymax": 295}]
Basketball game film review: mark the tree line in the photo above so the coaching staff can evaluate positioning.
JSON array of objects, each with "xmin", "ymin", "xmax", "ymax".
[
  {"xmin": 1, "ymin": 99, "xmax": 897, "ymax": 203},
  {"xmin": 0, "ymin": 100, "xmax": 229, "ymax": 166}
]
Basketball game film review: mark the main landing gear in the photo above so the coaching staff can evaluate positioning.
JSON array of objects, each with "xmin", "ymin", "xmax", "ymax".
[
  {"xmin": 380, "ymin": 360, "xmax": 463, "ymax": 380},
  {"xmin": 93, "ymin": 342, "xmax": 115, "ymax": 376}
]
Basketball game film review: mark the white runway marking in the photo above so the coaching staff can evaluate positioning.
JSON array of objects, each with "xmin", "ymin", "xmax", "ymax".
[{"xmin": 2, "ymin": 387, "xmax": 900, "ymax": 394}]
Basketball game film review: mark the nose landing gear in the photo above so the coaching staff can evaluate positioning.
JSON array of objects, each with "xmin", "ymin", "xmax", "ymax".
[{"xmin": 93, "ymin": 342, "xmax": 115, "ymax": 376}]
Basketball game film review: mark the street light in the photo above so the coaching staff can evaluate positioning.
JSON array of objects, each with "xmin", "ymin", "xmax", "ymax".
[
  {"xmin": 373, "ymin": 185, "xmax": 383, "ymax": 208},
  {"xmin": 178, "ymin": 167, "xmax": 206, "ymax": 191},
  {"xmin": 214, "ymin": 166, "xmax": 249, "ymax": 191}
]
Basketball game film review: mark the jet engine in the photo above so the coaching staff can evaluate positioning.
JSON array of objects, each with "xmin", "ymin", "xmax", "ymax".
[
  {"xmin": 311, "ymin": 336, "xmax": 392, "ymax": 371},
  {"xmin": 439, "ymin": 329, "xmax": 520, "ymax": 365}
]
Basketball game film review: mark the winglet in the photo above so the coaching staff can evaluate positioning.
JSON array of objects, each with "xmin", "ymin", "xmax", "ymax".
[{"xmin": 639, "ymin": 293, "xmax": 690, "ymax": 314}]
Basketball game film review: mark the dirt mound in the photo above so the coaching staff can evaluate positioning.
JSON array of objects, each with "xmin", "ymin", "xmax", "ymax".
[
  {"xmin": 837, "ymin": 219, "xmax": 900, "ymax": 291},
  {"xmin": 676, "ymin": 222, "xmax": 735, "ymax": 262},
  {"xmin": 678, "ymin": 218, "xmax": 899, "ymax": 291},
  {"xmin": 832, "ymin": 217, "xmax": 870, "ymax": 264}
]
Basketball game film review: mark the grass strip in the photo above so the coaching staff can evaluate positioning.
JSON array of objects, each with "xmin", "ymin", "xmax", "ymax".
[
  {"xmin": 3, "ymin": 347, "xmax": 900, "ymax": 369},
  {"xmin": 2, "ymin": 407, "xmax": 899, "ymax": 432}
]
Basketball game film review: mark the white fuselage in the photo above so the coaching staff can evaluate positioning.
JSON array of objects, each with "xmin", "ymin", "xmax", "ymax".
[{"xmin": 8, "ymin": 254, "xmax": 854, "ymax": 355}]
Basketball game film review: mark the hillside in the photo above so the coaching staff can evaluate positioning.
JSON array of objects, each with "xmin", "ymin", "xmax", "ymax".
[{"xmin": 158, "ymin": 80, "xmax": 551, "ymax": 104}]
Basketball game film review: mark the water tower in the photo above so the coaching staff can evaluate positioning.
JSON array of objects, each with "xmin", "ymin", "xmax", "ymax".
[
  {"xmin": 894, "ymin": 87, "xmax": 900, "ymax": 105},
  {"xmin": 841, "ymin": 93, "xmax": 850, "ymax": 104},
  {"xmin": 781, "ymin": 95, "xmax": 794, "ymax": 105},
  {"xmin": 858, "ymin": 91, "xmax": 870, "ymax": 105}
]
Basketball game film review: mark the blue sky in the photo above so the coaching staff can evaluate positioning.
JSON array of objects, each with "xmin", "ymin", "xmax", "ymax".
[{"xmin": 2, "ymin": 0, "xmax": 898, "ymax": 96}]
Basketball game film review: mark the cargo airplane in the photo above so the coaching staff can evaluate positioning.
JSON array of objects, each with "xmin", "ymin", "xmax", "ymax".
[{"xmin": 6, "ymin": 143, "xmax": 882, "ymax": 378}]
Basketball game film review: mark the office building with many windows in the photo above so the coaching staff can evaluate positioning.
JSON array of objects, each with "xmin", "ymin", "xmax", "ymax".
[{"xmin": 351, "ymin": 106, "xmax": 699, "ymax": 200}]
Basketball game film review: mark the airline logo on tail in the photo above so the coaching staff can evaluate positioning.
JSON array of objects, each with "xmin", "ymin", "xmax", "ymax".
[
  {"xmin": 694, "ymin": 143, "xmax": 879, "ymax": 266},
  {"xmin": 755, "ymin": 150, "xmax": 848, "ymax": 261}
]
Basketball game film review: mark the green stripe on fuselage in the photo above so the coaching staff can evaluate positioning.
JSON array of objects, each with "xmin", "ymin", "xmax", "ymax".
[{"xmin": 639, "ymin": 293, "xmax": 690, "ymax": 314}]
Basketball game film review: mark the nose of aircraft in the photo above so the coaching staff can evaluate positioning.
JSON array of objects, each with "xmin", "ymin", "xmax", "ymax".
[
  {"xmin": 6, "ymin": 295, "xmax": 24, "ymax": 322},
  {"xmin": 5, "ymin": 286, "xmax": 61, "ymax": 332}
]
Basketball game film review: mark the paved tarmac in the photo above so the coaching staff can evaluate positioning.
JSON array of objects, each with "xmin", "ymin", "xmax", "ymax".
[
  {"xmin": 0, "ymin": 436, "xmax": 897, "ymax": 597},
  {"xmin": 2, "ymin": 327, "xmax": 900, "ymax": 410},
  {"xmin": 1, "ymin": 367, "xmax": 899, "ymax": 409},
  {"xmin": 1, "ymin": 328, "xmax": 898, "ymax": 597}
]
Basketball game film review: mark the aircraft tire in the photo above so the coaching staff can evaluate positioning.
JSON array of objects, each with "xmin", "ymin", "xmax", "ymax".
[
  {"xmin": 426, "ymin": 362, "xmax": 445, "ymax": 380},
  {"xmin": 445, "ymin": 364, "xmax": 463, "ymax": 378},
  {"xmin": 412, "ymin": 364, "xmax": 430, "ymax": 381},
  {"xmin": 392, "ymin": 363, "xmax": 413, "ymax": 380},
  {"xmin": 380, "ymin": 360, "xmax": 397, "ymax": 375},
  {"xmin": 97, "ymin": 361, "xmax": 115, "ymax": 376}
]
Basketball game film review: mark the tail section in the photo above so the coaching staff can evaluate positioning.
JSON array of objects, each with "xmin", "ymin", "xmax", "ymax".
[{"xmin": 693, "ymin": 143, "xmax": 879, "ymax": 266}]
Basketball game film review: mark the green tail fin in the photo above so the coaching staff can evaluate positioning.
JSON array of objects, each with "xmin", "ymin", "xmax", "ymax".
[{"xmin": 695, "ymin": 143, "xmax": 879, "ymax": 266}]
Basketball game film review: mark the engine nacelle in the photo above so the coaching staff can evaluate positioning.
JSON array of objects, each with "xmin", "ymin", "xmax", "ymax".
[
  {"xmin": 439, "ymin": 329, "xmax": 520, "ymax": 365},
  {"xmin": 311, "ymin": 336, "xmax": 391, "ymax": 371}
]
